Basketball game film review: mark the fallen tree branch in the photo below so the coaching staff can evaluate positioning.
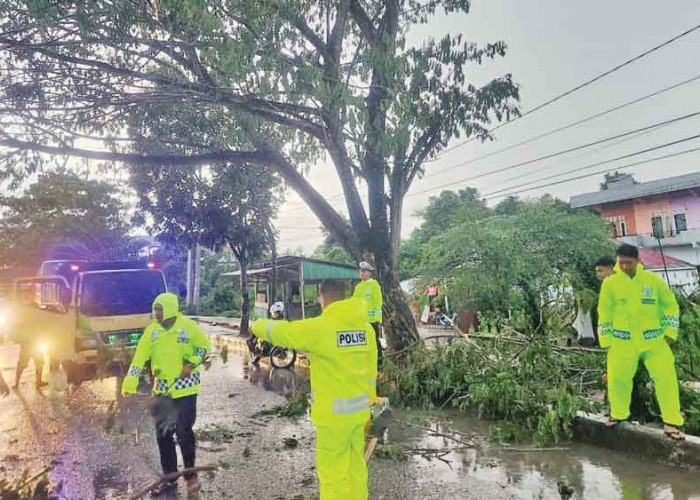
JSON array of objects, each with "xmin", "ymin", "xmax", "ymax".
[
  {"xmin": 129, "ymin": 464, "xmax": 218, "ymax": 500},
  {"xmin": 392, "ymin": 418, "xmax": 479, "ymax": 447},
  {"xmin": 498, "ymin": 447, "xmax": 569, "ymax": 453},
  {"xmin": 15, "ymin": 465, "xmax": 53, "ymax": 491},
  {"xmin": 469, "ymin": 333, "xmax": 604, "ymax": 353}
]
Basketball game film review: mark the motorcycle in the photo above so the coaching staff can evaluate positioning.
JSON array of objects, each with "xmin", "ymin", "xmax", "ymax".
[{"xmin": 247, "ymin": 337, "xmax": 297, "ymax": 369}]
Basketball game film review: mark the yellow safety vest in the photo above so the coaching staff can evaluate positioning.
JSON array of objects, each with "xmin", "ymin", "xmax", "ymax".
[
  {"xmin": 122, "ymin": 293, "xmax": 211, "ymax": 398},
  {"xmin": 598, "ymin": 264, "xmax": 679, "ymax": 348},
  {"xmin": 353, "ymin": 278, "xmax": 383, "ymax": 324},
  {"xmin": 252, "ymin": 297, "xmax": 377, "ymax": 427}
]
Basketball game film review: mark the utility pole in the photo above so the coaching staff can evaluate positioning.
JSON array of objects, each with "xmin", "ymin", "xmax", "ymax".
[
  {"xmin": 192, "ymin": 244, "xmax": 201, "ymax": 315},
  {"xmin": 655, "ymin": 231, "xmax": 672, "ymax": 287},
  {"xmin": 185, "ymin": 247, "xmax": 193, "ymax": 308}
]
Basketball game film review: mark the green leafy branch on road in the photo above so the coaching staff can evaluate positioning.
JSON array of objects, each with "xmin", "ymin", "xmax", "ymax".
[
  {"xmin": 250, "ymin": 388, "xmax": 310, "ymax": 419},
  {"xmin": 382, "ymin": 338, "xmax": 603, "ymax": 446},
  {"xmin": 195, "ymin": 424, "xmax": 238, "ymax": 443}
]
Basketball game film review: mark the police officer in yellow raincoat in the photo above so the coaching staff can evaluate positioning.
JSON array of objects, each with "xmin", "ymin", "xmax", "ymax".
[
  {"xmin": 251, "ymin": 280, "xmax": 377, "ymax": 500},
  {"xmin": 353, "ymin": 261, "xmax": 383, "ymax": 367},
  {"xmin": 122, "ymin": 293, "xmax": 211, "ymax": 495},
  {"xmin": 598, "ymin": 244, "xmax": 684, "ymax": 440}
]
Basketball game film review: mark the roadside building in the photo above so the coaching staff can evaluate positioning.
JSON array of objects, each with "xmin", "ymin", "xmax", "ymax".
[{"xmin": 571, "ymin": 172, "xmax": 700, "ymax": 266}]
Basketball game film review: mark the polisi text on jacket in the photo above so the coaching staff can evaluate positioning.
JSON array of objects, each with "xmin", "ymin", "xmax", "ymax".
[{"xmin": 337, "ymin": 330, "xmax": 367, "ymax": 347}]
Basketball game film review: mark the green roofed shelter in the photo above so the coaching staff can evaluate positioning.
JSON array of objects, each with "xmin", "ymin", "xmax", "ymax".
[{"xmin": 222, "ymin": 256, "xmax": 358, "ymax": 320}]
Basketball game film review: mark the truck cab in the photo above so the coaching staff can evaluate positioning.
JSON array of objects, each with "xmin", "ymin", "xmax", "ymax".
[{"xmin": 12, "ymin": 261, "xmax": 166, "ymax": 383}]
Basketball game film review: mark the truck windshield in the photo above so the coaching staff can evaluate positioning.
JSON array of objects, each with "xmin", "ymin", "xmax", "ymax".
[{"xmin": 79, "ymin": 271, "xmax": 166, "ymax": 317}]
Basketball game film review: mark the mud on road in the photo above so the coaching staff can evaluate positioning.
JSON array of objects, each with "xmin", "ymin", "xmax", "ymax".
[{"xmin": 1, "ymin": 329, "xmax": 699, "ymax": 499}]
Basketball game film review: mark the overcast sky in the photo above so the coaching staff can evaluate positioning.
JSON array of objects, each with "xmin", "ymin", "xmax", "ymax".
[{"xmin": 276, "ymin": 0, "xmax": 700, "ymax": 254}]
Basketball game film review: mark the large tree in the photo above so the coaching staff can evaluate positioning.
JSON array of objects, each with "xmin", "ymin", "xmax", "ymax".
[
  {"xmin": 414, "ymin": 193, "xmax": 616, "ymax": 330},
  {"xmin": 131, "ymin": 158, "xmax": 281, "ymax": 334},
  {"xmin": 0, "ymin": 0, "xmax": 519, "ymax": 349},
  {"xmin": 0, "ymin": 169, "xmax": 129, "ymax": 268}
]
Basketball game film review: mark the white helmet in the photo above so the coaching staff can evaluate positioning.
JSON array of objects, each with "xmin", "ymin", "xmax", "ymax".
[
  {"xmin": 359, "ymin": 261, "xmax": 375, "ymax": 271},
  {"xmin": 269, "ymin": 302, "xmax": 285, "ymax": 315}
]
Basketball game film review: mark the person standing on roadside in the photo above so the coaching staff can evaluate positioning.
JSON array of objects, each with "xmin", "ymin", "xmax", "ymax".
[
  {"xmin": 121, "ymin": 292, "xmax": 211, "ymax": 496},
  {"xmin": 251, "ymin": 281, "xmax": 376, "ymax": 500},
  {"xmin": 353, "ymin": 261, "xmax": 383, "ymax": 367},
  {"xmin": 595, "ymin": 256, "xmax": 616, "ymax": 281},
  {"xmin": 598, "ymin": 244, "xmax": 685, "ymax": 440}
]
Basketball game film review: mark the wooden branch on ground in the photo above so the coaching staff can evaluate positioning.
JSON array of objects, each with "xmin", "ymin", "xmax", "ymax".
[
  {"xmin": 468, "ymin": 333, "xmax": 604, "ymax": 353},
  {"xmin": 15, "ymin": 466, "xmax": 53, "ymax": 491},
  {"xmin": 407, "ymin": 448, "xmax": 454, "ymax": 467},
  {"xmin": 497, "ymin": 447, "xmax": 569, "ymax": 453},
  {"xmin": 365, "ymin": 437, "xmax": 378, "ymax": 463},
  {"xmin": 392, "ymin": 418, "xmax": 479, "ymax": 448},
  {"xmin": 129, "ymin": 464, "xmax": 218, "ymax": 500}
]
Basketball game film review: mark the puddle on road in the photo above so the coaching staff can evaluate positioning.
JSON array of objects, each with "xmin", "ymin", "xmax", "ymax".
[
  {"xmin": 6, "ymin": 337, "xmax": 698, "ymax": 500},
  {"xmin": 382, "ymin": 410, "xmax": 700, "ymax": 500},
  {"xmin": 213, "ymin": 340, "xmax": 308, "ymax": 400},
  {"xmin": 93, "ymin": 464, "xmax": 129, "ymax": 500},
  {"xmin": 227, "ymin": 345, "xmax": 700, "ymax": 500}
]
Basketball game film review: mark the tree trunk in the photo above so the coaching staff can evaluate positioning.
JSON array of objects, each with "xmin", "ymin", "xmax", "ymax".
[
  {"xmin": 192, "ymin": 244, "xmax": 201, "ymax": 315},
  {"xmin": 269, "ymin": 226, "xmax": 278, "ymax": 305},
  {"xmin": 388, "ymin": 185, "xmax": 404, "ymax": 286},
  {"xmin": 185, "ymin": 247, "xmax": 193, "ymax": 308},
  {"xmin": 238, "ymin": 253, "xmax": 250, "ymax": 337},
  {"xmin": 374, "ymin": 252, "xmax": 420, "ymax": 351}
]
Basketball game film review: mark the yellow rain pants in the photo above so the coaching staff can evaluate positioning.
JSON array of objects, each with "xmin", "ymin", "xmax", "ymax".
[
  {"xmin": 607, "ymin": 340, "xmax": 683, "ymax": 426},
  {"xmin": 316, "ymin": 423, "xmax": 368, "ymax": 500}
]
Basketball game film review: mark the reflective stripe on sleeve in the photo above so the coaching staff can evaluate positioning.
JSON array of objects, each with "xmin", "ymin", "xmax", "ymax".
[
  {"xmin": 266, "ymin": 322, "xmax": 274, "ymax": 343},
  {"xmin": 661, "ymin": 315, "xmax": 680, "ymax": 328},
  {"xmin": 127, "ymin": 366, "xmax": 142, "ymax": 377}
]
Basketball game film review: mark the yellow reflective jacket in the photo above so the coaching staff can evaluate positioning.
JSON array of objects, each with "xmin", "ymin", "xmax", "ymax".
[
  {"xmin": 598, "ymin": 264, "xmax": 679, "ymax": 348},
  {"xmin": 251, "ymin": 297, "xmax": 377, "ymax": 427},
  {"xmin": 121, "ymin": 293, "xmax": 211, "ymax": 398},
  {"xmin": 353, "ymin": 278, "xmax": 383, "ymax": 324}
]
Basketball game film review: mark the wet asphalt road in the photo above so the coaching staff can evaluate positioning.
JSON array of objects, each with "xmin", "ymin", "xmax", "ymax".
[
  {"xmin": 0, "ymin": 328, "xmax": 516, "ymax": 500},
  {"xmin": 2, "ymin": 326, "xmax": 700, "ymax": 500}
]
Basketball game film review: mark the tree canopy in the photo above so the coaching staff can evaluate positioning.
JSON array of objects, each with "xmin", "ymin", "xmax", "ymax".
[
  {"xmin": 404, "ymin": 190, "xmax": 616, "ymax": 330},
  {"xmin": 0, "ymin": 0, "xmax": 519, "ymax": 348},
  {"xmin": 0, "ymin": 169, "xmax": 130, "ymax": 268}
]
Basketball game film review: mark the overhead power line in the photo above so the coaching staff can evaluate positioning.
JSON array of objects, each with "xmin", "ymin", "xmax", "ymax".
[
  {"xmin": 438, "ymin": 21, "xmax": 700, "ymax": 157},
  {"xmin": 282, "ymin": 72, "xmax": 700, "ymax": 214},
  {"xmin": 483, "ymin": 145, "xmax": 700, "ymax": 201},
  {"xmin": 406, "ymin": 111, "xmax": 700, "ymax": 199},
  {"xmin": 482, "ymin": 132, "xmax": 700, "ymax": 199},
  {"xmin": 478, "ymin": 123, "xmax": 668, "ymax": 193},
  {"xmin": 429, "ymin": 72, "xmax": 700, "ymax": 176}
]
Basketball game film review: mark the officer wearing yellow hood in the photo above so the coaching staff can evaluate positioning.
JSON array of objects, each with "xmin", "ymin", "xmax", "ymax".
[
  {"xmin": 122, "ymin": 293, "xmax": 211, "ymax": 495},
  {"xmin": 251, "ymin": 280, "xmax": 377, "ymax": 500},
  {"xmin": 598, "ymin": 244, "xmax": 685, "ymax": 440}
]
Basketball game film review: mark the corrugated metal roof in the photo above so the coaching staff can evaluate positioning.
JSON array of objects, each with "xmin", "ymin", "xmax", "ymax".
[
  {"xmin": 302, "ymin": 260, "xmax": 358, "ymax": 281},
  {"xmin": 570, "ymin": 172, "xmax": 700, "ymax": 208},
  {"xmin": 638, "ymin": 248, "xmax": 695, "ymax": 270},
  {"xmin": 222, "ymin": 258, "xmax": 358, "ymax": 282}
]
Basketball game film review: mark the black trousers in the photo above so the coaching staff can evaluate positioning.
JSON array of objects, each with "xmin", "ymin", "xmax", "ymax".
[
  {"xmin": 371, "ymin": 323, "xmax": 383, "ymax": 368},
  {"xmin": 155, "ymin": 394, "xmax": 197, "ymax": 479}
]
